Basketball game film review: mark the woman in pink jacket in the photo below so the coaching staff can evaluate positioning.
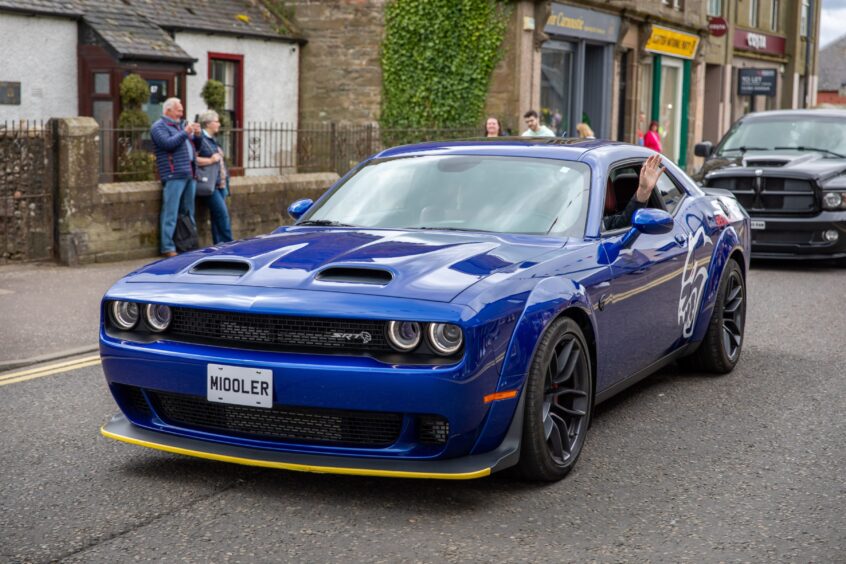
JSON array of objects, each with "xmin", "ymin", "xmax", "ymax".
[{"xmin": 643, "ymin": 120, "xmax": 662, "ymax": 153}]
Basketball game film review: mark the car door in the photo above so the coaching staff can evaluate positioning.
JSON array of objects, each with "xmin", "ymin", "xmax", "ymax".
[{"xmin": 594, "ymin": 161, "xmax": 693, "ymax": 390}]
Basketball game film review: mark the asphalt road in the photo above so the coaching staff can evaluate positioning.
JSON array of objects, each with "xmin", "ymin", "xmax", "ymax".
[{"xmin": 1, "ymin": 262, "xmax": 844, "ymax": 563}]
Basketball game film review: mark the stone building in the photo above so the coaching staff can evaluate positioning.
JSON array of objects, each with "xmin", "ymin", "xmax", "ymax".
[{"xmin": 290, "ymin": 0, "xmax": 822, "ymax": 172}]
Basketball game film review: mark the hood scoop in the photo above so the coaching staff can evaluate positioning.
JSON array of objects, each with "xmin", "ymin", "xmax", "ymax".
[
  {"xmin": 315, "ymin": 267, "xmax": 393, "ymax": 285},
  {"xmin": 189, "ymin": 259, "xmax": 251, "ymax": 277},
  {"xmin": 744, "ymin": 158, "xmax": 789, "ymax": 168}
]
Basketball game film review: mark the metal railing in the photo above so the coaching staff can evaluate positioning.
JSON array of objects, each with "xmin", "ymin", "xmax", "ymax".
[{"xmin": 98, "ymin": 123, "xmax": 485, "ymax": 183}]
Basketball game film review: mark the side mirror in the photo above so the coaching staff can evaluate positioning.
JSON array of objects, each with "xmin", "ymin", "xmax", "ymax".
[
  {"xmin": 632, "ymin": 208, "xmax": 674, "ymax": 235},
  {"xmin": 287, "ymin": 199, "xmax": 313, "ymax": 220},
  {"xmin": 694, "ymin": 141, "xmax": 713, "ymax": 158}
]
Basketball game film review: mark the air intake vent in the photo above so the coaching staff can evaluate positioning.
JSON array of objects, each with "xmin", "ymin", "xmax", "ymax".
[
  {"xmin": 316, "ymin": 267, "xmax": 393, "ymax": 285},
  {"xmin": 744, "ymin": 159, "xmax": 788, "ymax": 167},
  {"xmin": 190, "ymin": 260, "xmax": 250, "ymax": 277}
]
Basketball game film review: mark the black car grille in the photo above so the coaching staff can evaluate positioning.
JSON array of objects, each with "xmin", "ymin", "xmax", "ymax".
[
  {"xmin": 168, "ymin": 307, "xmax": 392, "ymax": 353},
  {"xmin": 708, "ymin": 177, "xmax": 817, "ymax": 215},
  {"xmin": 149, "ymin": 390, "xmax": 404, "ymax": 447}
]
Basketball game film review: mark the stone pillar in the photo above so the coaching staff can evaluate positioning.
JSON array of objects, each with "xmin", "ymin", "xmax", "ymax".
[{"xmin": 52, "ymin": 117, "xmax": 99, "ymax": 266}]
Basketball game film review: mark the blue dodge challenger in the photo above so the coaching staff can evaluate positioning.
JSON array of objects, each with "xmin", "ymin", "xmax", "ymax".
[{"xmin": 100, "ymin": 138, "xmax": 750, "ymax": 481}]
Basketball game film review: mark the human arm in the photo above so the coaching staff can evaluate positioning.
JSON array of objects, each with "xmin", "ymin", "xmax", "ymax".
[
  {"xmin": 150, "ymin": 121, "xmax": 190, "ymax": 152},
  {"xmin": 602, "ymin": 155, "xmax": 665, "ymax": 230}
]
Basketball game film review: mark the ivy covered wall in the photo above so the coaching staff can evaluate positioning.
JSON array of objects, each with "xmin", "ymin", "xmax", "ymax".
[{"xmin": 380, "ymin": 0, "xmax": 510, "ymax": 130}]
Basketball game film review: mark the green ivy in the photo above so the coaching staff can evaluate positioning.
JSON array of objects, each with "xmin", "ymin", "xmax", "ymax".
[{"xmin": 380, "ymin": 0, "xmax": 510, "ymax": 134}]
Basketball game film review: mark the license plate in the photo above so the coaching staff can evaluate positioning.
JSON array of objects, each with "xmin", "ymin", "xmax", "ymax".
[
  {"xmin": 750, "ymin": 220, "xmax": 766, "ymax": 230},
  {"xmin": 207, "ymin": 364, "xmax": 273, "ymax": 408}
]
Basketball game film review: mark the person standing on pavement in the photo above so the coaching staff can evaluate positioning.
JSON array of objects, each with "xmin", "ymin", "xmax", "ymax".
[
  {"xmin": 484, "ymin": 116, "xmax": 503, "ymax": 137},
  {"xmin": 151, "ymin": 97, "xmax": 200, "ymax": 257},
  {"xmin": 195, "ymin": 110, "xmax": 233, "ymax": 245},
  {"xmin": 643, "ymin": 120, "xmax": 663, "ymax": 153},
  {"xmin": 521, "ymin": 110, "xmax": 555, "ymax": 137}
]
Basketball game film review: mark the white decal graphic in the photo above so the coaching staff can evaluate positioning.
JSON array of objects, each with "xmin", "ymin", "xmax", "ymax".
[
  {"xmin": 678, "ymin": 227, "xmax": 713, "ymax": 338},
  {"xmin": 331, "ymin": 331, "xmax": 373, "ymax": 344}
]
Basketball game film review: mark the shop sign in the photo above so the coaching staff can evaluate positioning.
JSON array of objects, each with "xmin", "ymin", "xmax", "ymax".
[
  {"xmin": 644, "ymin": 25, "xmax": 700, "ymax": 59},
  {"xmin": 708, "ymin": 17, "xmax": 728, "ymax": 37},
  {"xmin": 0, "ymin": 82, "xmax": 21, "ymax": 105},
  {"xmin": 738, "ymin": 68, "xmax": 777, "ymax": 96},
  {"xmin": 545, "ymin": 3, "xmax": 621, "ymax": 43},
  {"xmin": 733, "ymin": 29, "xmax": 786, "ymax": 55}
]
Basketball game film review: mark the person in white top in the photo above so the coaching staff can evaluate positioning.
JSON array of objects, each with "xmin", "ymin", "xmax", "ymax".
[{"xmin": 521, "ymin": 110, "xmax": 555, "ymax": 137}]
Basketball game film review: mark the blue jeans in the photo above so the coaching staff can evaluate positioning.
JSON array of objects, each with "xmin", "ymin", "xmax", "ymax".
[
  {"xmin": 160, "ymin": 178, "xmax": 196, "ymax": 253},
  {"xmin": 198, "ymin": 187, "xmax": 233, "ymax": 244}
]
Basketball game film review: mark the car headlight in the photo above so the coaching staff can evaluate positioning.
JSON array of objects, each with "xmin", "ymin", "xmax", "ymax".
[
  {"xmin": 386, "ymin": 321, "xmax": 421, "ymax": 351},
  {"xmin": 823, "ymin": 192, "xmax": 845, "ymax": 210},
  {"xmin": 426, "ymin": 323, "xmax": 463, "ymax": 356},
  {"xmin": 109, "ymin": 301, "xmax": 140, "ymax": 330},
  {"xmin": 144, "ymin": 304, "xmax": 172, "ymax": 332}
]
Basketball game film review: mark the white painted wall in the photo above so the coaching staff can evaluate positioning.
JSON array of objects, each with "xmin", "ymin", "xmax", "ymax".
[
  {"xmin": 175, "ymin": 32, "xmax": 299, "ymax": 127},
  {"xmin": 0, "ymin": 14, "xmax": 78, "ymax": 122}
]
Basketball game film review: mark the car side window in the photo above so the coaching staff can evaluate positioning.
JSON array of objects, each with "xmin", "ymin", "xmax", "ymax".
[{"xmin": 655, "ymin": 172, "xmax": 685, "ymax": 215}]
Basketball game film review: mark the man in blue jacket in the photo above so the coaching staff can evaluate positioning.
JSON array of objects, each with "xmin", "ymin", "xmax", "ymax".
[{"xmin": 151, "ymin": 98, "xmax": 201, "ymax": 256}]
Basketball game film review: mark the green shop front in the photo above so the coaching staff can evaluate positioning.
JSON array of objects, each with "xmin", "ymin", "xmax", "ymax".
[
  {"xmin": 639, "ymin": 25, "xmax": 700, "ymax": 168},
  {"xmin": 540, "ymin": 3, "xmax": 620, "ymax": 139}
]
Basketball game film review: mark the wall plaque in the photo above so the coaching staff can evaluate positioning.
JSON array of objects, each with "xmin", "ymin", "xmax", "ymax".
[{"xmin": 1, "ymin": 82, "xmax": 21, "ymax": 105}]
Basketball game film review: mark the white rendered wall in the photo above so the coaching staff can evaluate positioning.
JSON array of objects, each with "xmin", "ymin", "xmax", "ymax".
[
  {"xmin": 175, "ymin": 32, "xmax": 299, "ymax": 127},
  {"xmin": 0, "ymin": 14, "xmax": 78, "ymax": 122}
]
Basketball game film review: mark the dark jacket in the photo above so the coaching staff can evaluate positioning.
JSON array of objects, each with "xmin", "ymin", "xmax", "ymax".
[
  {"xmin": 151, "ymin": 117, "xmax": 199, "ymax": 182},
  {"xmin": 603, "ymin": 198, "xmax": 646, "ymax": 231}
]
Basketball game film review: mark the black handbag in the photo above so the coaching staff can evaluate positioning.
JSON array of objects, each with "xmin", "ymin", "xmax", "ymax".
[
  {"xmin": 173, "ymin": 213, "xmax": 199, "ymax": 253},
  {"xmin": 196, "ymin": 137, "xmax": 221, "ymax": 197}
]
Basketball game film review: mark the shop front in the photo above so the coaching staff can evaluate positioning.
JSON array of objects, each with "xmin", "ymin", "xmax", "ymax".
[
  {"xmin": 731, "ymin": 29, "xmax": 786, "ymax": 121},
  {"xmin": 640, "ymin": 25, "xmax": 700, "ymax": 168},
  {"xmin": 540, "ymin": 3, "xmax": 620, "ymax": 138}
]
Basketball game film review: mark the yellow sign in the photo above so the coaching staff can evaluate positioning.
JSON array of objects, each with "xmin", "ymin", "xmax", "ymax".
[{"xmin": 644, "ymin": 25, "xmax": 700, "ymax": 59}]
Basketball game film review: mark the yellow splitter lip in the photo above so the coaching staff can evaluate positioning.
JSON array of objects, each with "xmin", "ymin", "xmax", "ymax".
[{"xmin": 100, "ymin": 414, "xmax": 515, "ymax": 480}]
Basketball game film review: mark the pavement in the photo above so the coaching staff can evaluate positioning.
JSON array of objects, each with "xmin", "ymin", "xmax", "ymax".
[{"xmin": 0, "ymin": 258, "xmax": 152, "ymax": 371}]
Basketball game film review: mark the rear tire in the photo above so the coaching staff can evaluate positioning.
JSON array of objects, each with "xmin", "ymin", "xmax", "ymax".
[
  {"xmin": 517, "ymin": 317, "xmax": 592, "ymax": 482},
  {"xmin": 681, "ymin": 258, "xmax": 746, "ymax": 374}
]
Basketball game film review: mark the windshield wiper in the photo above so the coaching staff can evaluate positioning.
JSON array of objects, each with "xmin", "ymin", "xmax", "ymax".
[
  {"xmin": 297, "ymin": 219, "xmax": 357, "ymax": 227},
  {"xmin": 720, "ymin": 146, "xmax": 769, "ymax": 155},
  {"xmin": 773, "ymin": 146, "xmax": 846, "ymax": 158}
]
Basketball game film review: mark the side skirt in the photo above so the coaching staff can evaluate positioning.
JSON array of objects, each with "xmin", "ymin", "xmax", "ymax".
[{"xmin": 595, "ymin": 344, "xmax": 692, "ymax": 404}]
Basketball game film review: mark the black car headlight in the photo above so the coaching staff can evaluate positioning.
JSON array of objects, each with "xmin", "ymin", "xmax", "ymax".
[
  {"xmin": 109, "ymin": 301, "xmax": 140, "ymax": 330},
  {"xmin": 386, "ymin": 321, "xmax": 422, "ymax": 351},
  {"xmin": 823, "ymin": 192, "xmax": 846, "ymax": 210},
  {"xmin": 426, "ymin": 323, "xmax": 464, "ymax": 356},
  {"xmin": 144, "ymin": 304, "xmax": 172, "ymax": 332}
]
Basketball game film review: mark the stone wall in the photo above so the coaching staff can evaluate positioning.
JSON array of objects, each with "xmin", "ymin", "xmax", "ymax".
[
  {"xmin": 55, "ymin": 118, "xmax": 337, "ymax": 265},
  {"xmin": 289, "ymin": 0, "xmax": 387, "ymax": 124}
]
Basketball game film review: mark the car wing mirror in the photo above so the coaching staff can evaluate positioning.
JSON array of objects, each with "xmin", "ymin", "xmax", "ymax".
[
  {"xmin": 599, "ymin": 208, "xmax": 675, "ymax": 264},
  {"xmin": 694, "ymin": 141, "xmax": 713, "ymax": 158},
  {"xmin": 287, "ymin": 198, "xmax": 313, "ymax": 220}
]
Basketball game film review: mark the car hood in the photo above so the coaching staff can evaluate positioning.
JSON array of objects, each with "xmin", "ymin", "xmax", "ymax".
[
  {"xmin": 125, "ymin": 227, "xmax": 567, "ymax": 303},
  {"xmin": 697, "ymin": 151, "xmax": 846, "ymax": 182}
]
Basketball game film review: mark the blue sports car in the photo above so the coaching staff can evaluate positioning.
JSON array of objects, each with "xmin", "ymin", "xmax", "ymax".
[{"xmin": 100, "ymin": 138, "xmax": 750, "ymax": 481}]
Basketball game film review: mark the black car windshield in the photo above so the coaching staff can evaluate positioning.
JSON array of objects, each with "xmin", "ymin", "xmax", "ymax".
[
  {"xmin": 302, "ymin": 155, "xmax": 591, "ymax": 237},
  {"xmin": 716, "ymin": 114, "xmax": 846, "ymax": 157}
]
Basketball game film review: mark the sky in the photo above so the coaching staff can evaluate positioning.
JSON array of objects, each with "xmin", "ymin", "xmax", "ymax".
[{"xmin": 820, "ymin": 0, "xmax": 846, "ymax": 47}]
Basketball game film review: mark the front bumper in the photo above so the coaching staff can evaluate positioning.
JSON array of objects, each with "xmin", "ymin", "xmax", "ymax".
[{"xmin": 750, "ymin": 211, "xmax": 846, "ymax": 258}]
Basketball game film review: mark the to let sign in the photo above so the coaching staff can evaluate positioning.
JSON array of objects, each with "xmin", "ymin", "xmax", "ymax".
[
  {"xmin": 1, "ymin": 82, "xmax": 21, "ymax": 105},
  {"xmin": 644, "ymin": 25, "xmax": 700, "ymax": 60},
  {"xmin": 738, "ymin": 68, "xmax": 777, "ymax": 96}
]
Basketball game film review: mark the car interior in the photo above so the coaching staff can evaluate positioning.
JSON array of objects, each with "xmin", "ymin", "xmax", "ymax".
[{"xmin": 602, "ymin": 162, "xmax": 671, "ymax": 231}]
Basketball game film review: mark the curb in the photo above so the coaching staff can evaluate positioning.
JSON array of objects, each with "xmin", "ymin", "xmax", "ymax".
[{"xmin": 0, "ymin": 345, "xmax": 100, "ymax": 373}]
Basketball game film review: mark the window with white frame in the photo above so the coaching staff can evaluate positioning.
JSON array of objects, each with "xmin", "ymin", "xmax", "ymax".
[
  {"xmin": 707, "ymin": 0, "xmax": 722, "ymax": 16},
  {"xmin": 771, "ymin": 0, "xmax": 779, "ymax": 31},
  {"xmin": 750, "ymin": 0, "xmax": 759, "ymax": 27},
  {"xmin": 801, "ymin": 0, "xmax": 810, "ymax": 36}
]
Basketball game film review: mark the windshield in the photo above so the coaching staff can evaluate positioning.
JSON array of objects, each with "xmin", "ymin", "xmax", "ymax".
[
  {"xmin": 303, "ymin": 155, "xmax": 591, "ymax": 236},
  {"xmin": 716, "ymin": 115, "xmax": 846, "ymax": 157}
]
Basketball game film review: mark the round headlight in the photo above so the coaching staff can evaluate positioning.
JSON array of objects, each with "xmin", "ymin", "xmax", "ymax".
[
  {"xmin": 386, "ymin": 321, "xmax": 421, "ymax": 352},
  {"xmin": 109, "ymin": 301, "xmax": 139, "ymax": 330},
  {"xmin": 144, "ymin": 304, "xmax": 172, "ymax": 332},
  {"xmin": 823, "ymin": 192, "xmax": 843, "ymax": 210},
  {"xmin": 426, "ymin": 323, "xmax": 464, "ymax": 356}
]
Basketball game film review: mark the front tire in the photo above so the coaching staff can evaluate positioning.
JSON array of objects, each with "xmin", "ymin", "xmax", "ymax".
[
  {"xmin": 682, "ymin": 258, "xmax": 746, "ymax": 374},
  {"xmin": 518, "ymin": 317, "xmax": 592, "ymax": 482}
]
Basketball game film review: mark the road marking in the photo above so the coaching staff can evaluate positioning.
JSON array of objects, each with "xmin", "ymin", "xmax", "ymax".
[
  {"xmin": 0, "ymin": 355, "xmax": 102, "ymax": 387},
  {"xmin": 0, "ymin": 288, "xmax": 14, "ymax": 296}
]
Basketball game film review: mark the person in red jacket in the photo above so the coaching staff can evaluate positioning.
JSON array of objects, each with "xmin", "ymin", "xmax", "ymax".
[{"xmin": 643, "ymin": 120, "xmax": 662, "ymax": 153}]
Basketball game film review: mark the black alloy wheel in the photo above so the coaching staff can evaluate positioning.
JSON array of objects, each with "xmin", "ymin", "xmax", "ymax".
[
  {"xmin": 681, "ymin": 258, "xmax": 746, "ymax": 374},
  {"xmin": 518, "ymin": 317, "xmax": 592, "ymax": 481}
]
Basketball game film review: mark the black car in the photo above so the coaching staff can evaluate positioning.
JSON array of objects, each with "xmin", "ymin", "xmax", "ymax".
[{"xmin": 693, "ymin": 109, "xmax": 846, "ymax": 262}]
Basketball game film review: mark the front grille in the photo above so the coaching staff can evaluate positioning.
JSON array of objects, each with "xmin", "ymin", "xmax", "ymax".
[
  {"xmin": 708, "ymin": 177, "xmax": 817, "ymax": 215},
  {"xmin": 149, "ymin": 391, "xmax": 403, "ymax": 447},
  {"xmin": 113, "ymin": 384, "xmax": 152, "ymax": 417},
  {"xmin": 418, "ymin": 415, "xmax": 450, "ymax": 445},
  {"xmin": 168, "ymin": 307, "xmax": 391, "ymax": 353},
  {"xmin": 753, "ymin": 230, "xmax": 817, "ymax": 245}
]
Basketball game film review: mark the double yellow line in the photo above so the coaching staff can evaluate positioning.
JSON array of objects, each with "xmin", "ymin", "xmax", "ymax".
[{"xmin": 0, "ymin": 354, "xmax": 101, "ymax": 387}]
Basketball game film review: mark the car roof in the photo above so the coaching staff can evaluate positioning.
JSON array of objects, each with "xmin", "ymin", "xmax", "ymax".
[
  {"xmin": 741, "ymin": 108, "xmax": 846, "ymax": 120},
  {"xmin": 372, "ymin": 137, "xmax": 637, "ymax": 161}
]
